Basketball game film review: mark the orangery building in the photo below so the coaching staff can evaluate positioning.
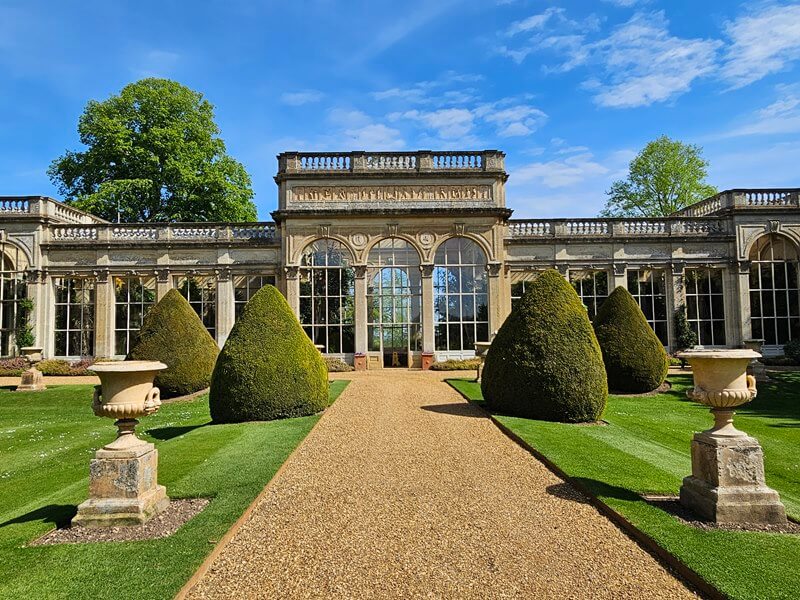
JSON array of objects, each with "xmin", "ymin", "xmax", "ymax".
[{"xmin": 0, "ymin": 150, "xmax": 798, "ymax": 368}]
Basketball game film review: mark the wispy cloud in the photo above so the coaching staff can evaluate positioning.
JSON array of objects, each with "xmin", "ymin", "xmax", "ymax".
[
  {"xmin": 280, "ymin": 90, "xmax": 325, "ymax": 106},
  {"xmin": 326, "ymin": 109, "xmax": 405, "ymax": 150},
  {"xmin": 131, "ymin": 49, "xmax": 181, "ymax": 78},
  {"xmin": 713, "ymin": 84, "xmax": 800, "ymax": 138},
  {"xmin": 371, "ymin": 71, "xmax": 483, "ymax": 106},
  {"xmin": 719, "ymin": 3, "xmax": 800, "ymax": 89}
]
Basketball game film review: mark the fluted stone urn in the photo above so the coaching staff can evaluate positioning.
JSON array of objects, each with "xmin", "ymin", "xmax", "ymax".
[
  {"xmin": 677, "ymin": 349, "xmax": 786, "ymax": 524},
  {"xmin": 72, "ymin": 360, "xmax": 170, "ymax": 527}
]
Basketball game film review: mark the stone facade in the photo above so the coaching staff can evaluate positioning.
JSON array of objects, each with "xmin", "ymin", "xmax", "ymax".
[{"xmin": 0, "ymin": 151, "xmax": 798, "ymax": 368}]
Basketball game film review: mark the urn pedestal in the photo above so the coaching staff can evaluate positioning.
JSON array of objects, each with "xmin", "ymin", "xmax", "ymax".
[
  {"xmin": 677, "ymin": 350, "xmax": 787, "ymax": 524},
  {"xmin": 72, "ymin": 361, "xmax": 170, "ymax": 528},
  {"xmin": 474, "ymin": 342, "xmax": 491, "ymax": 383},
  {"xmin": 15, "ymin": 346, "xmax": 46, "ymax": 392}
]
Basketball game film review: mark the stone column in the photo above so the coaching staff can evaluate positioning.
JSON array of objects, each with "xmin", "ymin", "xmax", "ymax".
[
  {"xmin": 26, "ymin": 270, "xmax": 48, "ymax": 356},
  {"xmin": 284, "ymin": 266, "xmax": 300, "ymax": 316},
  {"xmin": 216, "ymin": 269, "xmax": 234, "ymax": 348},
  {"xmin": 155, "ymin": 269, "xmax": 172, "ymax": 302},
  {"xmin": 611, "ymin": 263, "xmax": 627, "ymax": 291},
  {"xmin": 421, "ymin": 264, "xmax": 435, "ymax": 362},
  {"xmin": 670, "ymin": 262, "xmax": 686, "ymax": 351},
  {"xmin": 734, "ymin": 261, "xmax": 752, "ymax": 346},
  {"xmin": 94, "ymin": 270, "xmax": 115, "ymax": 358},
  {"xmin": 664, "ymin": 267, "xmax": 678, "ymax": 352},
  {"xmin": 353, "ymin": 266, "xmax": 368, "ymax": 356},
  {"xmin": 722, "ymin": 266, "xmax": 741, "ymax": 347},
  {"xmin": 487, "ymin": 263, "xmax": 503, "ymax": 338}
]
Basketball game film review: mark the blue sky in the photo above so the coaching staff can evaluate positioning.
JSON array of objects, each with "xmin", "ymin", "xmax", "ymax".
[{"xmin": 1, "ymin": 0, "xmax": 799, "ymax": 219}]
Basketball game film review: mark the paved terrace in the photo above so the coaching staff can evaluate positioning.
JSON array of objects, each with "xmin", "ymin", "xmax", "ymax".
[{"xmin": 184, "ymin": 371, "xmax": 694, "ymax": 599}]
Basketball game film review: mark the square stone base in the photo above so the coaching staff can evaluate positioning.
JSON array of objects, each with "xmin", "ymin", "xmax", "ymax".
[
  {"xmin": 680, "ymin": 431, "xmax": 787, "ymax": 524},
  {"xmin": 72, "ymin": 441, "xmax": 170, "ymax": 527},
  {"xmin": 16, "ymin": 368, "xmax": 47, "ymax": 392}
]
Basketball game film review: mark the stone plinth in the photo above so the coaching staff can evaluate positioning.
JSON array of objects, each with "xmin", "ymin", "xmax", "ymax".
[
  {"xmin": 421, "ymin": 352, "xmax": 434, "ymax": 371},
  {"xmin": 72, "ymin": 438, "xmax": 169, "ymax": 527},
  {"xmin": 16, "ymin": 367, "xmax": 46, "ymax": 392},
  {"xmin": 680, "ymin": 431, "xmax": 786, "ymax": 524}
]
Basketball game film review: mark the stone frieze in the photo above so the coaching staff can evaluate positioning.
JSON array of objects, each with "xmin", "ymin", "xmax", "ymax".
[{"xmin": 289, "ymin": 185, "xmax": 492, "ymax": 202}]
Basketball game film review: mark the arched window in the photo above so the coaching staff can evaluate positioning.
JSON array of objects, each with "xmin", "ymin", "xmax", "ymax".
[
  {"xmin": 300, "ymin": 239, "xmax": 355, "ymax": 354},
  {"xmin": 0, "ymin": 243, "xmax": 27, "ymax": 356},
  {"xmin": 749, "ymin": 234, "xmax": 800, "ymax": 345},
  {"xmin": 367, "ymin": 238, "xmax": 421, "ymax": 366},
  {"xmin": 434, "ymin": 238, "xmax": 488, "ymax": 352}
]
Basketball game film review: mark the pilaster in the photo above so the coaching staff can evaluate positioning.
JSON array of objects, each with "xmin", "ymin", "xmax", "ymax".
[
  {"xmin": 216, "ymin": 268, "xmax": 234, "ymax": 348},
  {"xmin": 354, "ymin": 266, "xmax": 368, "ymax": 354},
  {"xmin": 611, "ymin": 263, "xmax": 627, "ymax": 291},
  {"xmin": 421, "ymin": 264, "xmax": 435, "ymax": 353},
  {"xmin": 487, "ymin": 262, "xmax": 503, "ymax": 337},
  {"xmin": 734, "ymin": 260, "xmax": 752, "ymax": 346},
  {"xmin": 94, "ymin": 270, "xmax": 114, "ymax": 358},
  {"xmin": 284, "ymin": 266, "xmax": 300, "ymax": 316},
  {"xmin": 155, "ymin": 269, "xmax": 172, "ymax": 302}
]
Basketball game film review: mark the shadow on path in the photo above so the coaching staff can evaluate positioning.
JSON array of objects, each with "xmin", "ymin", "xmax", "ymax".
[{"xmin": 420, "ymin": 403, "xmax": 486, "ymax": 418}]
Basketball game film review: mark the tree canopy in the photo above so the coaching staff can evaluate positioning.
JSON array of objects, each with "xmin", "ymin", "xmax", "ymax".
[
  {"xmin": 600, "ymin": 136, "xmax": 717, "ymax": 218},
  {"xmin": 48, "ymin": 78, "xmax": 257, "ymax": 223}
]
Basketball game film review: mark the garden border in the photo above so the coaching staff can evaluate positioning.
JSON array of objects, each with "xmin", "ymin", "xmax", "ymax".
[{"xmin": 447, "ymin": 381, "xmax": 724, "ymax": 600}]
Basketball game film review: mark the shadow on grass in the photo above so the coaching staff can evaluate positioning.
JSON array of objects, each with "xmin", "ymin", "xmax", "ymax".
[
  {"xmin": 145, "ymin": 423, "xmax": 209, "ymax": 440},
  {"xmin": 570, "ymin": 476, "xmax": 644, "ymax": 504},
  {"xmin": 0, "ymin": 504, "xmax": 76, "ymax": 529},
  {"xmin": 420, "ymin": 403, "xmax": 486, "ymax": 418}
]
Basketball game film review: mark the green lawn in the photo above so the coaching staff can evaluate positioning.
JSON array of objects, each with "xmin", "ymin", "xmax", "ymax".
[
  {"xmin": 448, "ymin": 375, "xmax": 800, "ymax": 600},
  {"xmin": 0, "ymin": 379, "xmax": 349, "ymax": 600}
]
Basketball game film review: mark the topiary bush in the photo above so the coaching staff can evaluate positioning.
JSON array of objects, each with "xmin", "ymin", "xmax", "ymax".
[
  {"xmin": 783, "ymin": 338, "xmax": 800, "ymax": 364},
  {"xmin": 430, "ymin": 358, "xmax": 482, "ymax": 371},
  {"xmin": 127, "ymin": 288, "xmax": 218, "ymax": 398},
  {"xmin": 592, "ymin": 286, "xmax": 669, "ymax": 393},
  {"xmin": 209, "ymin": 285, "xmax": 328, "ymax": 423},
  {"xmin": 325, "ymin": 357, "xmax": 354, "ymax": 372},
  {"xmin": 481, "ymin": 269, "xmax": 607, "ymax": 422}
]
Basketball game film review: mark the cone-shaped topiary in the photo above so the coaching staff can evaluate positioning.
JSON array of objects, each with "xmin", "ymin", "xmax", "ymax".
[
  {"xmin": 481, "ymin": 269, "xmax": 607, "ymax": 422},
  {"xmin": 593, "ymin": 286, "xmax": 669, "ymax": 393},
  {"xmin": 209, "ymin": 285, "xmax": 328, "ymax": 423},
  {"xmin": 127, "ymin": 288, "xmax": 219, "ymax": 398}
]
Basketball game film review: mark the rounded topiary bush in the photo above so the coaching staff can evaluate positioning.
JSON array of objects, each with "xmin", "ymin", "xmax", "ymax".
[
  {"xmin": 481, "ymin": 269, "xmax": 607, "ymax": 422},
  {"xmin": 592, "ymin": 286, "xmax": 669, "ymax": 393},
  {"xmin": 127, "ymin": 288, "xmax": 218, "ymax": 398},
  {"xmin": 209, "ymin": 285, "xmax": 328, "ymax": 423}
]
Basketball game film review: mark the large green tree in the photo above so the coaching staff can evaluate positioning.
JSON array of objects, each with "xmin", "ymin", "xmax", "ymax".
[
  {"xmin": 48, "ymin": 78, "xmax": 257, "ymax": 223},
  {"xmin": 601, "ymin": 136, "xmax": 717, "ymax": 217}
]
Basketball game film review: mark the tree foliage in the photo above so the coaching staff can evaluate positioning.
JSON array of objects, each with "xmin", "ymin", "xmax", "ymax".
[
  {"xmin": 601, "ymin": 136, "xmax": 717, "ymax": 217},
  {"xmin": 48, "ymin": 78, "xmax": 257, "ymax": 223}
]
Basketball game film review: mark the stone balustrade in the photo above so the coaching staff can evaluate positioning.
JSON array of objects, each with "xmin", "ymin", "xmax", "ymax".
[
  {"xmin": 674, "ymin": 188, "xmax": 800, "ymax": 217},
  {"xmin": 0, "ymin": 196, "xmax": 105, "ymax": 224},
  {"xmin": 45, "ymin": 222, "xmax": 280, "ymax": 244},
  {"xmin": 508, "ymin": 218, "xmax": 728, "ymax": 239},
  {"xmin": 0, "ymin": 198, "xmax": 30, "ymax": 213},
  {"xmin": 278, "ymin": 150, "xmax": 503, "ymax": 174}
]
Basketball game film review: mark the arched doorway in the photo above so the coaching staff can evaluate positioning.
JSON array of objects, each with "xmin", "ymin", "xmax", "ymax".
[
  {"xmin": 749, "ymin": 233, "xmax": 800, "ymax": 349},
  {"xmin": 367, "ymin": 238, "xmax": 421, "ymax": 367}
]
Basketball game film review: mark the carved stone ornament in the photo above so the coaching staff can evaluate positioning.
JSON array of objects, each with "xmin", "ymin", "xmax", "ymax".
[
  {"xmin": 613, "ymin": 263, "xmax": 626, "ymax": 277},
  {"xmin": 672, "ymin": 262, "xmax": 685, "ymax": 276},
  {"xmin": 154, "ymin": 269, "xmax": 170, "ymax": 283},
  {"xmin": 418, "ymin": 231, "xmax": 435, "ymax": 247},
  {"xmin": 486, "ymin": 262, "xmax": 502, "ymax": 276},
  {"xmin": 318, "ymin": 224, "xmax": 331, "ymax": 238},
  {"xmin": 351, "ymin": 233, "xmax": 368, "ymax": 248},
  {"xmin": 453, "ymin": 223, "xmax": 466, "ymax": 236},
  {"xmin": 353, "ymin": 265, "xmax": 368, "ymax": 278},
  {"xmin": 284, "ymin": 265, "xmax": 300, "ymax": 280},
  {"xmin": 387, "ymin": 224, "xmax": 399, "ymax": 237},
  {"xmin": 769, "ymin": 220, "xmax": 781, "ymax": 233},
  {"xmin": 420, "ymin": 264, "xmax": 435, "ymax": 277},
  {"xmin": 290, "ymin": 185, "xmax": 492, "ymax": 203}
]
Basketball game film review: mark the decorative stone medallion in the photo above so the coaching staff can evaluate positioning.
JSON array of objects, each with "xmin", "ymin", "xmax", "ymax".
[
  {"xmin": 351, "ymin": 233, "xmax": 368, "ymax": 248},
  {"xmin": 418, "ymin": 231, "xmax": 435, "ymax": 247}
]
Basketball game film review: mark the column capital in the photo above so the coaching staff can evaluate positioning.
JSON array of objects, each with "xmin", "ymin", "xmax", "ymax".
[
  {"xmin": 284, "ymin": 265, "xmax": 300, "ymax": 280},
  {"xmin": 353, "ymin": 265, "xmax": 368, "ymax": 279},
  {"xmin": 486, "ymin": 262, "xmax": 502, "ymax": 277},
  {"xmin": 420, "ymin": 264, "xmax": 434, "ymax": 278}
]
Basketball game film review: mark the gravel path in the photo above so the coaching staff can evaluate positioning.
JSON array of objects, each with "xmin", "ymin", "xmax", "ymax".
[{"xmin": 185, "ymin": 370, "xmax": 695, "ymax": 599}]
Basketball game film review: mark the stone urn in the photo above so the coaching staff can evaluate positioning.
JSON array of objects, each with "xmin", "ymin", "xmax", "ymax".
[
  {"xmin": 677, "ymin": 349, "xmax": 786, "ymax": 524},
  {"xmin": 15, "ymin": 346, "xmax": 46, "ymax": 392},
  {"xmin": 474, "ymin": 341, "xmax": 492, "ymax": 383},
  {"xmin": 72, "ymin": 360, "xmax": 170, "ymax": 527}
]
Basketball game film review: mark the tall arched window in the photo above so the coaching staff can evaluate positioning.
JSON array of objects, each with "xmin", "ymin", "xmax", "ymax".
[
  {"xmin": 434, "ymin": 238, "xmax": 488, "ymax": 352},
  {"xmin": 749, "ymin": 234, "xmax": 800, "ymax": 345},
  {"xmin": 0, "ymin": 243, "xmax": 27, "ymax": 356},
  {"xmin": 367, "ymin": 238, "xmax": 422, "ymax": 367},
  {"xmin": 300, "ymin": 239, "xmax": 355, "ymax": 354}
]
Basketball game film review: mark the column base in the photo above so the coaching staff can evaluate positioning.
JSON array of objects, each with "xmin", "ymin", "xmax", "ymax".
[
  {"xmin": 354, "ymin": 353, "xmax": 367, "ymax": 371},
  {"xmin": 421, "ymin": 352, "xmax": 435, "ymax": 371},
  {"xmin": 72, "ymin": 439, "xmax": 170, "ymax": 528},
  {"xmin": 680, "ymin": 431, "xmax": 787, "ymax": 525}
]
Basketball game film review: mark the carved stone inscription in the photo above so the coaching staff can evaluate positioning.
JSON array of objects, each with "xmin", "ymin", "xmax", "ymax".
[{"xmin": 290, "ymin": 185, "xmax": 492, "ymax": 202}]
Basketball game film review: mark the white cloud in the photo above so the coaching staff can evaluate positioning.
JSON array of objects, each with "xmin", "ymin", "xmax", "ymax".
[
  {"xmin": 389, "ymin": 108, "xmax": 475, "ymax": 139},
  {"xmin": 280, "ymin": 90, "xmax": 324, "ymax": 106},
  {"xmin": 602, "ymin": 0, "xmax": 645, "ymax": 6},
  {"xmin": 513, "ymin": 152, "xmax": 610, "ymax": 188},
  {"xmin": 507, "ymin": 8, "xmax": 564, "ymax": 36},
  {"xmin": 371, "ymin": 71, "xmax": 483, "ymax": 106},
  {"xmin": 326, "ymin": 109, "xmax": 405, "ymax": 150},
  {"xmin": 720, "ymin": 3, "xmax": 800, "ymax": 89},
  {"xmin": 481, "ymin": 104, "xmax": 548, "ymax": 137},
  {"xmin": 715, "ymin": 84, "xmax": 800, "ymax": 138},
  {"xmin": 132, "ymin": 49, "xmax": 180, "ymax": 78}
]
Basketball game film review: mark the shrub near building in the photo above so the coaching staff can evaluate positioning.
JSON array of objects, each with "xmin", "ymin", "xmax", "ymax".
[
  {"xmin": 593, "ymin": 287, "xmax": 669, "ymax": 393},
  {"xmin": 127, "ymin": 289, "xmax": 219, "ymax": 398},
  {"xmin": 209, "ymin": 285, "xmax": 328, "ymax": 423},
  {"xmin": 481, "ymin": 269, "xmax": 607, "ymax": 422}
]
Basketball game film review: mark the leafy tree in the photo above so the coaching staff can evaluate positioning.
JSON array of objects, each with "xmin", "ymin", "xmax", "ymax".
[
  {"xmin": 601, "ymin": 136, "xmax": 717, "ymax": 217},
  {"xmin": 48, "ymin": 78, "xmax": 257, "ymax": 223}
]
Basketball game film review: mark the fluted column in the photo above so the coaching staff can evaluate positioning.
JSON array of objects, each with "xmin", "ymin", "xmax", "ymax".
[
  {"xmin": 216, "ymin": 269, "xmax": 234, "ymax": 348},
  {"xmin": 421, "ymin": 264, "xmax": 435, "ymax": 354},
  {"xmin": 94, "ymin": 270, "xmax": 115, "ymax": 358},
  {"xmin": 354, "ymin": 266, "xmax": 368, "ymax": 354}
]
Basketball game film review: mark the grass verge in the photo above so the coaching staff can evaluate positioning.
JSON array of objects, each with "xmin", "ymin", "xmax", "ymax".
[
  {"xmin": 447, "ymin": 374, "xmax": 800, "ymax": 600},
  {"xmin": 0, "ymin": 379, "xmax": 349, "ymax": 600}
]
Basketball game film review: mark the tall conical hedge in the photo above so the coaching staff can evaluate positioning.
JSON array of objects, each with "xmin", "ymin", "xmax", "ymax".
[
  {"xmin": 481, "ymin": 269, "xmax": 607, "ymax": 422},
  {"xmin": 209, "ymin": 285, "xmax": 328, "ymax": 423},
  {"xmin": 593, "ymin": 286, "xmax": 669, "ymax": 393},
  {"xmin": 127, "ymin": 288, "xmax": 219, "ymax": 398}
]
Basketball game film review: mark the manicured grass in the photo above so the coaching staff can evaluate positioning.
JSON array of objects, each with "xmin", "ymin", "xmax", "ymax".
[
  {"xmin": 448, "ymin": 375, "xmax": 800, "ymax": 600},
  {"xmin": 0, "ymin": 379, "xmax": 349, "ymax": 600}
]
